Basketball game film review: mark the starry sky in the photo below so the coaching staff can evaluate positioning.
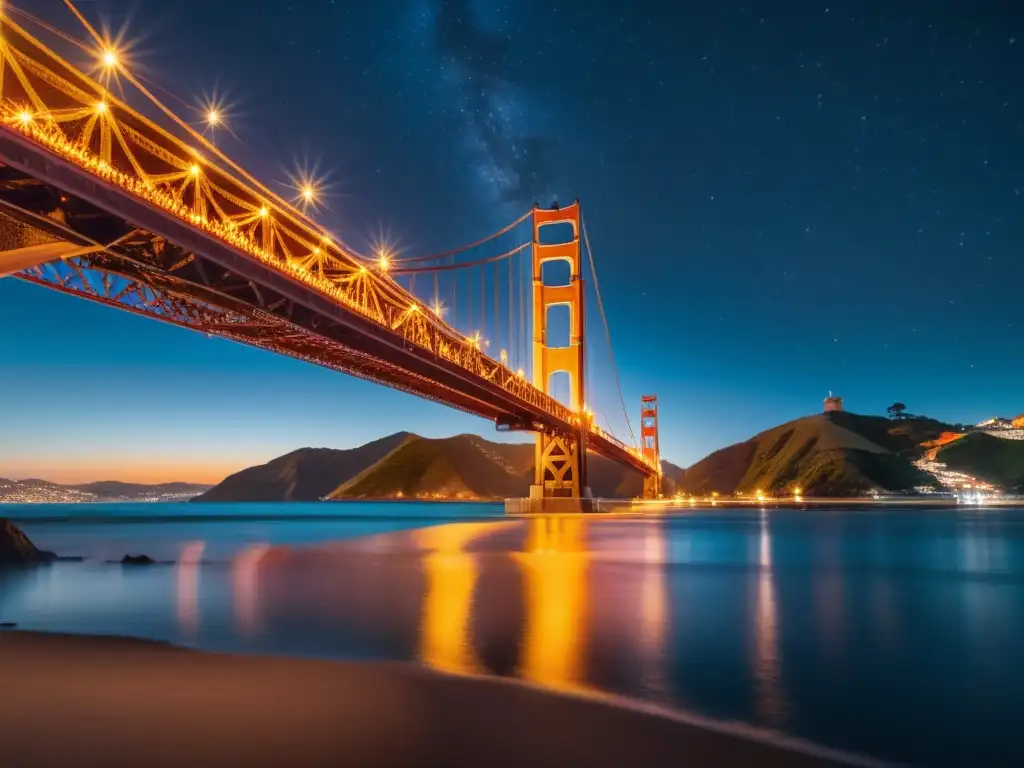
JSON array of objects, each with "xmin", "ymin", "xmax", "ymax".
[{"xmin": 1, "ymin": 0, "xmax": 1022, "ymax": 483}]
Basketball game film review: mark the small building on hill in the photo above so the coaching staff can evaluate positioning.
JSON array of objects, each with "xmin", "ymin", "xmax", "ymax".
[{"xmin": 823, "ymin": 392, "xmax": 844, "ymax": 412}]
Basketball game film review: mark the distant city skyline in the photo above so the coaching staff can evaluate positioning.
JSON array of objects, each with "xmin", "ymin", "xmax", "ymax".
[{"xmin": 2, "ymin": 0, "xmax": 1022, "ymax": 484}]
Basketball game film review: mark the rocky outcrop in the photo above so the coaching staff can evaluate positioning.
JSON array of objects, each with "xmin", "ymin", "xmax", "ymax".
[
  {"xmin": 121, "ymin": 554, "xmax": 156, "ymax": 566},
  {"xmin": 0, "ymin": 519, "xmax": 55, "ymax": 565}
]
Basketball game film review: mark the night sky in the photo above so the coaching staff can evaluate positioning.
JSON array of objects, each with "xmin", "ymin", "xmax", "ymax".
[{"xmin": 1, "ymin": 0, "xmax": 1022, "ymax": 483}]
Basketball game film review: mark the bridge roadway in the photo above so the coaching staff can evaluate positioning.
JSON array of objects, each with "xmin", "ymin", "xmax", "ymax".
[{"xmin": 0, "ymin": 13, "xmax": 651, "ymax": 479}]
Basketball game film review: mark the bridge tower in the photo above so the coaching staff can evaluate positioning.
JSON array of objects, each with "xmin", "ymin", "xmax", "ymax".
[
  {"xmin": 530, "ymin": 201, "xmax": 590, "ymax": 508},
  {"xmin": 641, "ymin": 395, "xmax": 661, "ymax": 499}
]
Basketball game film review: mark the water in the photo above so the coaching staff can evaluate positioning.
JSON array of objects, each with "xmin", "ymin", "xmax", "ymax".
[{"xmin": 2, "ymin": 502, "xmax": 1023, "ymax": 766}]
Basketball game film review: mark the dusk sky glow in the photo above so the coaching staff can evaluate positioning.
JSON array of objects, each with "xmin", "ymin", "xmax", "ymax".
[{"xmin": 1, "ymin": 0, "xmax": 1022, "ymax": 484}]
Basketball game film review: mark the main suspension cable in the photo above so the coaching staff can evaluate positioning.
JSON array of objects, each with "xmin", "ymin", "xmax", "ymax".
[
  {"xmin": 388, "ymin": 209, "xmax": 532, "ymax": 264},
  {"xmin": 390, "ymin": 242, "xmax": 530, "ymax": 274},
  {"xmin": 581, "ymin": 215, "xmax": 637, "ymax": 449}
]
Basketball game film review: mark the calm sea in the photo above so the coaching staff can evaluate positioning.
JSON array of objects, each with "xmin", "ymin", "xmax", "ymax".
[{"xmin": 2, "ymin": 502, "xmax": 1023, "ymax": 767}]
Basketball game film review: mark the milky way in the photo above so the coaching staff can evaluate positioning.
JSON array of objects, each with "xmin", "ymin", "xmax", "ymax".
[{"xmin": 430, "ymin": 0, "xmax": 556, "ymax": 209}]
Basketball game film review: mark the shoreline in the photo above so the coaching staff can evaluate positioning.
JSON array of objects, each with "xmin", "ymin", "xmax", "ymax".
[{"xmin": 0, "ymin": 630, "xmax": 883, "ymax": 767}]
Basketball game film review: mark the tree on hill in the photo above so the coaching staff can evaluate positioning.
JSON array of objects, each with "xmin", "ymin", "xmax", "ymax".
[{"xmin": 886, "ymin": 402, "xmax": 907, "ymax": 420}]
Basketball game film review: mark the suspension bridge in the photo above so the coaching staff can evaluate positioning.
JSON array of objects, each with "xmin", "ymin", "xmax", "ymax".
[{"xmin": 0, "ymin": 2, "xmax": 662, "ymax": 510}]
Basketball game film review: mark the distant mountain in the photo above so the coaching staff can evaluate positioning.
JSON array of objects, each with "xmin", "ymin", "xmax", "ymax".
[
  {"xmin": 678, "ymin": 412, "xmax": 949, "ymax": 497},
  {"xmin": 0, "ymin": 478, "xmax": 212, "ymax": 503},
  {"xmin": 192, "ymin": 433, "xmax": 414, "ymax": 502},
  {"xmin": 933, "ymin": 433, "xmax": 1024, "ymax": 491},
  {"xmin": 196, "ymin": 432, "xmax": 683, "ymax": 502}
]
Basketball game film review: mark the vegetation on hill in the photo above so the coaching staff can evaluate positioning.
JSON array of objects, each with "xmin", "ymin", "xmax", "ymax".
[
  {"xmin": 193, "ymin": 433, "xmax": 413, "ymax": 502},
  {"xmin": 678, "ymin": 412, "xmax": 942, "ymax": 497},
  {"xmin": 935, "ymin": 433, "xmax": 1024, "ymax": 490},
  {"xmin": 330, "ymin": 435, "xmax": 531, "ymax": 500}
]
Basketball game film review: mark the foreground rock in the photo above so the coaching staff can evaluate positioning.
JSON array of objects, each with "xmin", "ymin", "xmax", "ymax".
[
  {"xmin": 120, "ymin": 554, "xmax": 156, "ymax": 566},
  {"xmin": 0, "ymin": 519, "xmax": 55, "ymax": 565}
]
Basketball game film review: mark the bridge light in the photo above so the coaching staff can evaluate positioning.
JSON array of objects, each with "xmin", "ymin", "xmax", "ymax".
[
  {"xmin": 359, "ymin": 266, "xmax": 367, "ymax": 274},
  {"xmin": 500, "ymin": 349, "xmax": 508, "ymax": 364},
  {"xmin": 516, "ymin": 369, "xmax": 524, "ymax": 378},
  {"xmin": 189, "ymin": 164, "xmax": 200, "ymax": 176},
  {"xmin": 409, "ymin": 303, "xmax": 419, "ymax": 313},
  {"xmin": 258, "ymin": 206, "xmax": 269, "ymax": 217},
  {"xmin": 16, "ymin": 110, "xmax": 32, "ymax": 125},
  {"xmin": 101, "ymin": 48, "xmax": 119, "ymax": 69},
  {"xmin": 378, "ymin": 254, "xmax": 390, "ymax": 272},
  {"xmin": 206, "ymin": 109, "xmax": 220, "ymax": 127},
  {"xmin": 95, "ymin": 100, "xmax": 107, "ymax": 114}
]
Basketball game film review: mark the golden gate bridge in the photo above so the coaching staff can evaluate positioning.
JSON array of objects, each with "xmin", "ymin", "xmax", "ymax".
[{"xmin": 0, "ymin": 1, "xmax": 662, "ymax": 509}]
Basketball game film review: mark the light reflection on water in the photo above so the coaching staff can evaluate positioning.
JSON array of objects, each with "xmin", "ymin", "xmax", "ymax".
[{"xmin": 3, "ymin": 504, "xmax": 1024, "ymax": 767}]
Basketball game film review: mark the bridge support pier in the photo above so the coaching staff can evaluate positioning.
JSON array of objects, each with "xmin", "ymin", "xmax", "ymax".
[
  {"xmin": 523, "ymin": 201, "xmax": 594, "ymax": 513},
  {"xmin": 641, "ymin": 395, "xmax": 662, "ymax": 499}
]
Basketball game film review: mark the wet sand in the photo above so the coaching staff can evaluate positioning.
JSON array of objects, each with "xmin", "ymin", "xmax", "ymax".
[{"xmin": 0, "ymin": 631, "xmax": 865, "ymax": 767}]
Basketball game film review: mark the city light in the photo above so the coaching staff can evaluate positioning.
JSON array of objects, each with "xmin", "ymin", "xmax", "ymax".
[
  {"xmin": 100, "ymin": 48, "xmax": 119, "ymax": 69},
  {"xmin": 206, "ymin": 109, "xmax": 220, "ymax": 127},
  {"xmin": 377, "ymin": 249, "xmax": 391, "ymax": 271}
]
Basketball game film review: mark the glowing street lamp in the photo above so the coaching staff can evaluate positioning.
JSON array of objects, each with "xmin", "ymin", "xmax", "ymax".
[{"xmin": 101, "ymin": 48, "xmax": 119, "ymax": 70}]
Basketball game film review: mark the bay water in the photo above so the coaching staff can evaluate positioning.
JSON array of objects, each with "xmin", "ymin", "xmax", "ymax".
[{"xmin": 2, "ymin": 502, "xmax": 1022, "ymax": 766}]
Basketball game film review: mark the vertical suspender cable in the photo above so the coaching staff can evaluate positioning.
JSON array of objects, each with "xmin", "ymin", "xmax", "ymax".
[
  {"xmin": 480, "ymin": 265, "xmax": 486, "ymax": 336},
  {"xmin": 507, "ymin": 251, "xmax": 514, "ymax": 363},
  {"xmin": 492, "ymin": 261, "xmax": 499, "ymax": 353},
  {"xmin": 581, "ymin": 215, "xmax": 637, "ymax": 449}
]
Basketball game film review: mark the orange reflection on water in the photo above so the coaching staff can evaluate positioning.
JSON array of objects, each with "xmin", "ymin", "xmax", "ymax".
[
  {"xmin": 415, "ymin": 522, "xmax": 514, "ymax": 676},
  {"xmin": 754, "ymin": 512, "xmax": 785, "ymax": 723},
  {"xmin": 639, "ymin": 522, "xmax": 669, "ymax": 698},
  {"xmin": 233, "ymin": 543, "xmax": 271, "ymax": 638},
  {"xmin": 513, "ymin": 517, "xmax": 592, "ymax": 695},
  {"xmin": 175, "ymin": 541, "xmax": 205, "ymax": 638}
]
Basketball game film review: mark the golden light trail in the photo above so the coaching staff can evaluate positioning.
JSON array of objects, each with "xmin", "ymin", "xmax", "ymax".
[
  {"xmin": 513, "ymin": 517, "xmax": 593, "ymax": 694},
  {"xmin": 414, "ymin": 522, "xmax": 514, "ymax": 676}
]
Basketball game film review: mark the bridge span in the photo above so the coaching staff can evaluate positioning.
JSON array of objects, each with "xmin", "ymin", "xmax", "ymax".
[{"xmin": 0, "ymin": 3, "xmax": 663, "ymax": 506}]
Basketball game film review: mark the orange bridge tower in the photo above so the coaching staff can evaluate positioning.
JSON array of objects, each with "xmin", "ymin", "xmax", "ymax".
[
  {"xmin": 641, "ymin": 395, "xmax": 661, "ymax": 499},
  {"xmin": 530, "ymin": 201, "xmax": 591, "ymax": 507}
]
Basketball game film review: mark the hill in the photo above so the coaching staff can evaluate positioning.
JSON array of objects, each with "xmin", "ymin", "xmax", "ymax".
[
  {"xmin": 678, "ymin": 412, "xmax": 947, "ymax": 497},
  {"xmin": 934, "ymin": 433, "xmax": 1024, "ymax": 491},
  {"xmin": 192, "ymin": 433, "xmax": 413, "ymax": 502},
  {"xmin": 195, "ymin": 432, "xmax": 682, "ymax": 502},
  {"xmin": 329, "ymin": 434, "xmax": 683, "ymax": 500}
]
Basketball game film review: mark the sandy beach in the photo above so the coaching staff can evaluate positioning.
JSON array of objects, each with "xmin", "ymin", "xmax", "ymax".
[{"xmin": 0, "ymin": 630, "xmax": 871, "ymax": 767}]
